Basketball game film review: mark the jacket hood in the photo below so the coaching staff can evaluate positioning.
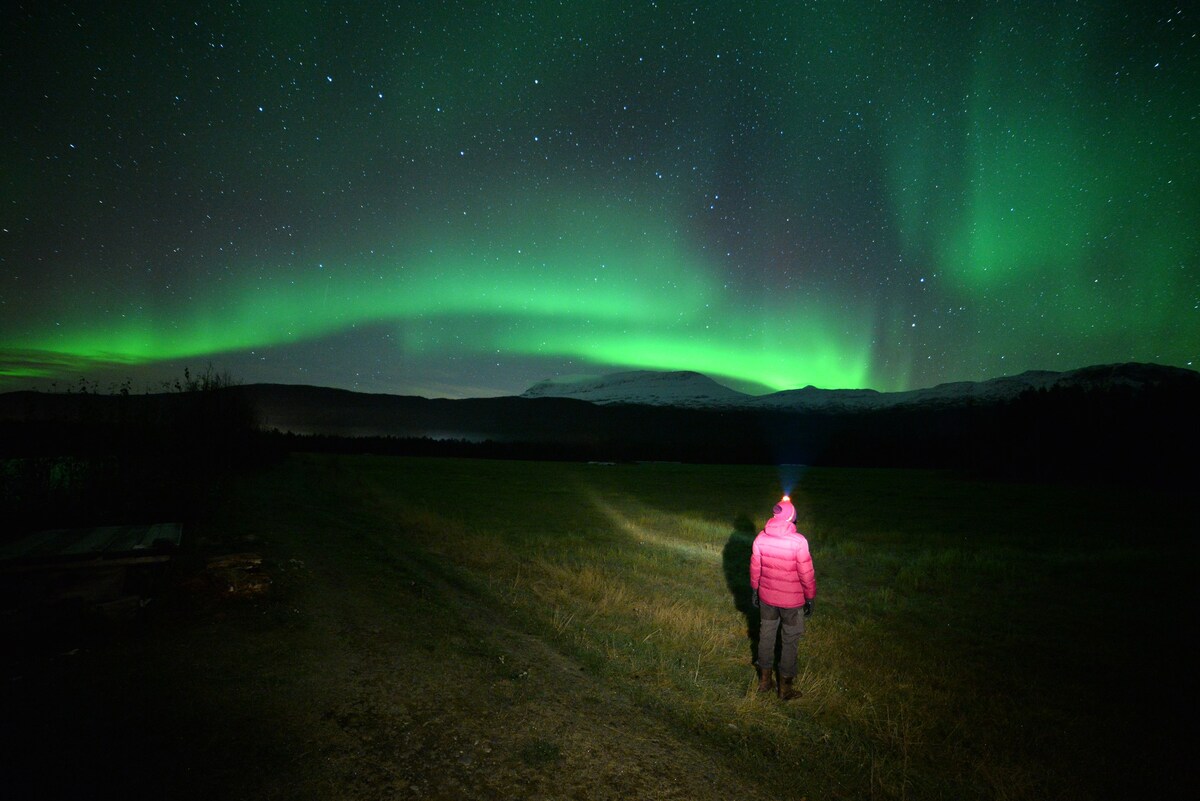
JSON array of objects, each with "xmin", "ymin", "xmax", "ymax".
[{"xmin": 764, "ymin": 516, "xmax": 797, "ymax": 536}]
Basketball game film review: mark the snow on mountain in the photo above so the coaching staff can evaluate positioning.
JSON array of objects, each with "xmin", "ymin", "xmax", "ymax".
[
  {"xmin": 846, "ymin": 370, "xmax": 1065, "ymax": 410},
  {"xmin": 747, "ymin": 386, "xmax": 888, "ymax": 412},
  {"xmin": 520, "ymin": 370, "xmax": 751, "ymax": 408},
  {"xmin": 520, "ymin": 363, "xmax": 1198, "ymax": 411}
]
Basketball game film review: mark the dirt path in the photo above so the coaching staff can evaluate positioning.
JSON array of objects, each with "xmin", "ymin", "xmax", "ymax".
[
  {"xmin": 248, "ymin": 502, "xmax": 774, "ymax": 801},
  {"xmin": 2, "ymin": 462, "xmax": 778, "ymax": 800}
]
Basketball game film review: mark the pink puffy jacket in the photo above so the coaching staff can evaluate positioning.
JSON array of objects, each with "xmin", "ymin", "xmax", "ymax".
[{"xmin": 750, "ymin": 512, "xmax": 816, "ymax": 609}]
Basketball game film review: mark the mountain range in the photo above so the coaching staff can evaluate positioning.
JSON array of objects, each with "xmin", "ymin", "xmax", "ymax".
[
  {"xmin": 2, "ymin": 362, "xmax": 1197, "ymax": 480},
  {"xmin": 520, "ymin": 362, "xmax": 1199, "ymax": 411}
]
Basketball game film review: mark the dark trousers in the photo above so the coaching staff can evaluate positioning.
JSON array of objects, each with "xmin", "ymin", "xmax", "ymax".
[{"xmin": 757, "ymin": 602, "xmax": 806, "ymax": 678}]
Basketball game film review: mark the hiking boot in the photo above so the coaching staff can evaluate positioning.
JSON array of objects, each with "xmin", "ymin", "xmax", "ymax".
[
  {"xmin": 778, "ymin": 676, "xmax": 801, "ymax": 701},
  {"xmin": 756, "ymin": 668, "xmax": 774, "ymax": 693}
]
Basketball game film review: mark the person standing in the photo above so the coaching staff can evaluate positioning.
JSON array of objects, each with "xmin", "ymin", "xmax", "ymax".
[{"xmin": 750, "ymin": 495, "xmax": 816, "ymax": 700}]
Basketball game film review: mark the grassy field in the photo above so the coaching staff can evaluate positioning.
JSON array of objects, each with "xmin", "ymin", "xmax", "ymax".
[{"xmin": 4, "ymin": 453, "xmax": 1195, "ymax": 800}]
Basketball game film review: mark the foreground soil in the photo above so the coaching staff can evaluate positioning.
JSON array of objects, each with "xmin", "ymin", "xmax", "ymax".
[{"xmin": 1, "ymin": 463, "xmax": 778, "ymax": 801}]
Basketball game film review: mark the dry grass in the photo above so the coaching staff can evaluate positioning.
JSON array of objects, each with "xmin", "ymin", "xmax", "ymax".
[{"xmin": 302, "ymin": 454, "xmax": 1194, "ymax": 801}]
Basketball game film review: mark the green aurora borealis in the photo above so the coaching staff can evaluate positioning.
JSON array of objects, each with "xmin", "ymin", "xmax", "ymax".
[{"xmin": 2, "ymin": 1, "xmax": 1197, "ymax": 396}]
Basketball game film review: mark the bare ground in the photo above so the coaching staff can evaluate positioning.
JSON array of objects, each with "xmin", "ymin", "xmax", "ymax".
[{"xmin": 1, "ymin": 475, "xmax": 783, "ymax": 801}]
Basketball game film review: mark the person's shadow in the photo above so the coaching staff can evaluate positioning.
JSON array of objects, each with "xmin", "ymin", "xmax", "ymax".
[{"xmin": 722, "ymin": 514, "xmax": 764, "ymax": 667}]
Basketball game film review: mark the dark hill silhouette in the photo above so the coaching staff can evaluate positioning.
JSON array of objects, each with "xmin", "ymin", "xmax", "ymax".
[{"xmin": 2, "ymin": 362, "xmax": 1197, "ymax": 484}]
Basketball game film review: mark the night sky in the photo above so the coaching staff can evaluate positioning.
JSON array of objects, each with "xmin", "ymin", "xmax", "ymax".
[{"xmin": 2, "ymin": 2, "xmax": 1197, "ymax": 398}]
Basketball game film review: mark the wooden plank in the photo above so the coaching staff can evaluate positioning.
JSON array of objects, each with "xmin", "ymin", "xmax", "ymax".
[
  {"xmin": 0, "ymin": 522, "xmax": 183, "ymax": 564},
  {"xmin": 1, "ymin": 528, "xmax": 88, "ymax": 559},
  {"xmin": 142, "ymin": 523, "xmax": 183, "ymax": 548},
  {"xmin": 60, "ymin": 526, "xmax": 122, "ymax": 555},
  {"xmin": 102, "ymin": 526, "xmax": 146, "ymax": 552},
  {"xmin": 0, "ymin": 553, "xmax": 173, "ymax": 574}
]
